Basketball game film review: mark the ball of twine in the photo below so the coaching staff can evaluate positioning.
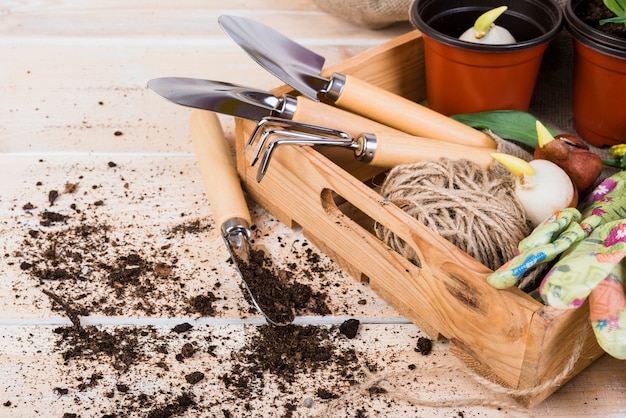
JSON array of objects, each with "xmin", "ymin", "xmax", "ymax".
[{"xmin": 375, "ymin": 158, "xmax": 530, "ymax": 271}]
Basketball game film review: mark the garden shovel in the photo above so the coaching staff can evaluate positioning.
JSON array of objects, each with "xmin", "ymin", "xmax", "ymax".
[
  {"xmin": 218, "ymin": 15, "xmax": 495, "ymax": 149},
  {"xmin": 189, "ymin": 109, "xmax": 294, "ymax": 326}
]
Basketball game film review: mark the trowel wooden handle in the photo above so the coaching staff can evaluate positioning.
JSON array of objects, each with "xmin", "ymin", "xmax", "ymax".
[
  {"xmin": 360, "ymin": 131, "xmax": 494, "ymax": 169},
  {"xmin": 334, "ymin": 74, "xmax": 496, "ymax": 150},
  {"xmin": 189, "ymin": 110, "xmax": 251, "ymax": 228},
  {"xmin": 292, "ymin": 96, "xmax": 402, "ymax": 138}
]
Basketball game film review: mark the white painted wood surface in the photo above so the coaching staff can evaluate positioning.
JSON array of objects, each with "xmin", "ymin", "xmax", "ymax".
[{"xmin": 1, "ymin": 1, "xmax": 625, "ymax": 416}]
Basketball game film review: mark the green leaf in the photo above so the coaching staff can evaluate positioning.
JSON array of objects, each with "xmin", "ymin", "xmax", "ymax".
[
  {"xmin": 603, "ymin": 0, "xmax": 626, "ymax": 26},
  {"xmin": 600, "ymin": 16, "xmax": 626, "ymax": 25},
  {"xmin": 602, "ymin": 158, "xmax": 626, "ymax": 169},
  {"xmin": 604, "ymin": 0, "xmax": 626, "ymax": 17},
  {"xmin": 450, "ymin": 110, "xmax": 556, "ymax": 148}
]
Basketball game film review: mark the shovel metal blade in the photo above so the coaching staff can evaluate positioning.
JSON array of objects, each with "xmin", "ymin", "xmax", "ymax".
[
  {"xmin": 223, "ymin": 225, "xmax": 294, "ymax": 327},
  {"xmin": 148, "ymin": 77, "xmax": 282, "ymax": 121},
  {"xmin": 218, "ymin": 15, "xmax": 329, "ymax": 101}
]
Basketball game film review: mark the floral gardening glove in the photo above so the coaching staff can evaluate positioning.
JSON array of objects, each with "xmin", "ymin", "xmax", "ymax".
[
  {"xmin": 487, "ymin": 171, "xmax": 626, "ymax": 289},
  {"xmin": 487, "ymin": 208, "xmax": 587, "ymax": 289},
  {"xmin": 487, "ymin": 171, "xmax": 626, "ymax": 358},
  {"xmin": 540, "ymin": 220, "xmax": 626, "ymax": 309},
  {"xmin": 539, "ymin": 219, "xmax": 626, "ymax": 359}
]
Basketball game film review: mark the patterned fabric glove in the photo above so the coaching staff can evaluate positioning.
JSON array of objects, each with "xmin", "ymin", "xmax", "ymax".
[
  {"xmin": 539, "ymin": 219, "xmax": 626, "ymax": 359},
  {"xmin": 539, "ymin": 220, "xmax": 626, "ymax": 309},
  {"xmin": 487, "ymin": 171, "xmax": 626, "ymax": 289},
  {"xmin": 487, "ymin": 171, "xmax": 626, "ymax": 359},
  {"xmin": 487, "ymin": 208, "xmax": 585, "ymax": 289}
]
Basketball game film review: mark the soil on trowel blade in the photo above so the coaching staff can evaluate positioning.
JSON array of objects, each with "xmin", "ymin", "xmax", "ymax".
[{"xmin": 234, "ymin": 248, "xmax": 299, "ymax": 325}]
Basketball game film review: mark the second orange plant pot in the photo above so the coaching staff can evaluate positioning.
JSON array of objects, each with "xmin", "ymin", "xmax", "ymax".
[{"xmin": 565, "ymin": 0, "xmax": 626, "ymax": 147}]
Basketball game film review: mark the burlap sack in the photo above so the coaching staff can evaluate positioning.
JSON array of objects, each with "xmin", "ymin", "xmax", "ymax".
[
  {"xmin": 313, "ymin": 0, "xmax": 413, "ymax": 29},
  {"xmin": 313, "ymin": 0, "xmax": 568, "ymax": 29}
]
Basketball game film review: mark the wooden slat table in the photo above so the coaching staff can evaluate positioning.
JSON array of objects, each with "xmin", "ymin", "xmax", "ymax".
[{"xmin": 1, "ymin": 1, "xmax": 625, "ymax": 416}]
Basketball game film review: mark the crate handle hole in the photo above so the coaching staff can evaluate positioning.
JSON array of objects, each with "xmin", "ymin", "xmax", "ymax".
[{"xmin": 320, "ymin": 188, "xmax": 423, "ymax": 270}]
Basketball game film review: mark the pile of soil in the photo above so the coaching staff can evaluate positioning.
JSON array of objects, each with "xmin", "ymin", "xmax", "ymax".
[
  {"xmin": 236, "ymin": 248, "xmax": 304, "ymax": 325},
  {"xmin": 576, "ymin": 0, "xmax": 626, "ymax": 39}
]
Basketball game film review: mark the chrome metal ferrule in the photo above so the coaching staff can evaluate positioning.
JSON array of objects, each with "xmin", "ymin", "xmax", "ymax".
[
  {"xmin": 221, "ymin": 218, "xmax": 252, "ymax": 241},
  {"xmin": 324, "ymin": 73, "xmax": 346, "ymax": 102},
  {"xmin": 354, "ymin": 133, "xmax": 377, "ymax": 163},
  {"xmin": 275, "ymin": 95, "xmax": 298, "ymax": 120},
  {"xmin": 221, "ymin": 218, "xmax": 252, "ymax": 262}
]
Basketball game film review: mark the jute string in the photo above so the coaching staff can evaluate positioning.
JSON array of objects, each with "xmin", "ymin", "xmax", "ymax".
[
  {"xmin": 320, "ymin": 333, "xmax": 587, "ymax": 414},
  {"xmin": 374, "ymin": 154, "xmax": 530, "ymax": 271}
]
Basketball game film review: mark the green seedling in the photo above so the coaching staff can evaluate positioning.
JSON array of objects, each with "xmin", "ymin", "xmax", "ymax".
[
  {"xmin": 459, "ymin": 6, "xmax": 516, "ymax": 44},
  {"xmin": 473, "ymin": 5, "xmax": 508, "ymax": 38},
  {"xmin": 603, "ymin": 144, "xmax": 626, "ymax": 169},
  {"xmin": 600, "ymin": 0, "xmax": 626, "ymax": 26}
]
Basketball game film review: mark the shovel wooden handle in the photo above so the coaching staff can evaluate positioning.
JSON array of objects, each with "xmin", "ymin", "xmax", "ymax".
[
  {"xmin": 334, "ymin": 74, "xmax": 496, "ymax": 150},
  {"xmin": 189, "ymin": 110, "xmax": 251, "ymax": 228},
  {"xmin": 360, "ymin": 131, "xmax": 495, "ymax": 169}
]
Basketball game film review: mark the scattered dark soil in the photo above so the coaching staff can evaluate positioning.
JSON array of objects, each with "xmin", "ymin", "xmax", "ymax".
[
  {"xmin": 53, "ymin": 325, "xmax": 144, "ymax": 370},
  {"xmin": 47, "ymin": 318, "xmax": 365, "ymax": 416},
  {"xmin": 184, "ymin": 371, "xmax": 205, "ymax": 384},
  {"xmin": 576, "ymin": 0, "xmax": 626, "ymax": 39},
  {"xmin": 188, "ymin": 292, "xmax": 219, "ymax": 316},
  {"xmin": 220, "ymin": 324, "xmax": 362, "ymax": 400},
  {"xmin": 145, "ymin": 393, "xmax": 195, "ymax": 418},
  {"xmin": 339, "ymin": 318, "xmax": 360, "ymax": 339},
  {"xmin": 14, "ymin": 172, "xmax": 332, "ymax": 320},
  {"xmin": 9, "ymin": 160, "xmax": 401, "ymax": 416},
  {"xmin": 415, "ymin": 337, "xmax": 433, "ymax": 356},
  {"xmin": 172, "ymin": 323, "xmax": 193, "ymax": 334}
]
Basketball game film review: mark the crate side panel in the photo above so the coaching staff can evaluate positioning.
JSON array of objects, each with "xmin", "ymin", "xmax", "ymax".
[{"xmin": 324, "ymin": 30, "xmax": 427, "ymax": 103}]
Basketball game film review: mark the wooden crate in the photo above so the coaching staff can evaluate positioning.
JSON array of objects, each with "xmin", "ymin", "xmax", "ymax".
[{"xmin": 233, "ymin": 30, "xmax": 604, "ymax": 407}]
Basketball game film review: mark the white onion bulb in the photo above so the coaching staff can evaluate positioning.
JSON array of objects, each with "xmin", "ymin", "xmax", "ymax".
[{"xmin": 459, "ymin": 6, "xmax": 516, "ymax": 45}]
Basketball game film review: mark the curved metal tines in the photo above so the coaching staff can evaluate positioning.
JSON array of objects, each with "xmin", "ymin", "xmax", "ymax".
[
  {"xmin": 256, "ymin": 135, "xmax": 354, "ymax": 182},
  {"xmin": 251, "ymin": 129, "xmax": 354, "ymax": 166},
  {"xmin": 247, "ymin": 116, "xmax": 351, "ymax": 151},
  {"xmin": 247, "ymin": 116, "xmax": 351, "ymax": 146},
  {"xmin": 246, "ymin": 117, "xmax": 356, "ymax": 182}
]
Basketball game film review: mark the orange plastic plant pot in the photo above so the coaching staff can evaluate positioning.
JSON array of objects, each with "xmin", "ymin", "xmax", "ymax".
[
  {"xmin": 422, "ymin": 36, "xmax": 549, "ymax": 115},
  {"xmin": 410, "ymin": 0, "xmax": 563, "ymax": 116},
  {"xmin": 571, "ymin": 41, "xmax": 626, "ymax": 147},
  {"xmin": 566, "ymin": 0, "xmax": 626, "ymax": 147}
]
